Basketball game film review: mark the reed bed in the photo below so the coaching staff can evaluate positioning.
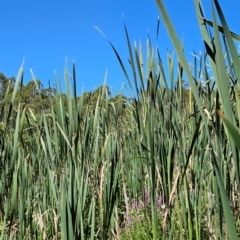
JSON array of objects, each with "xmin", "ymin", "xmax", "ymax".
[{"xmin": 0, "ymin": 0, "xmax": 239, "ymax": 239}]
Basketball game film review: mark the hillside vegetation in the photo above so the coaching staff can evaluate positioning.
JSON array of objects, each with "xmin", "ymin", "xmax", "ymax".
[{"xmin": 0, "ymin": 0, "xmax": 240, "ymax": 239}]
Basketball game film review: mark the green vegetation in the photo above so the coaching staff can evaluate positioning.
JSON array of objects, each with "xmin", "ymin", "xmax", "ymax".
[{"xmin": 0, "ymin": 0, "xmax": 240, "ymax": 239}]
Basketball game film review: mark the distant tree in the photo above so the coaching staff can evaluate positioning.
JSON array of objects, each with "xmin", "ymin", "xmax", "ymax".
[
  {"xmin": 78, "ymin": 85, "xmax": 111, "ymax": 113},
  {"xmin": 11, "ymin": 79, "xmax": 56, "ymax": 114},
  {"xmin": 0, "ymin": 72, "xmax": 15, "ymax": 100},
  {"xmin": 109, "ymin": 93, "xmax": 128, "ymax": 117},
  {"xmin": 91, "ymin": 85, "xmax": 111, "ymax": 106}
]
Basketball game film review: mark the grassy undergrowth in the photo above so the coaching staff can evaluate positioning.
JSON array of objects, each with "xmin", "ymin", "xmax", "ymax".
[{"xmin": 0, "ymin": 0, "xmax": 240, "ymax": 239}]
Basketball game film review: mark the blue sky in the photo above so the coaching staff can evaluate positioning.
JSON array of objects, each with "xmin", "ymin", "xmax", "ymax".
[{"xmin": 0, "ymin": 0, "xmax": 239, "ymax": 95}]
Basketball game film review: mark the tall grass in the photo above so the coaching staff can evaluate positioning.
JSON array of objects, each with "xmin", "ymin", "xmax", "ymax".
[{"xmin": 0, "ymin": 0, "xmax": 239, "ymax": 239}]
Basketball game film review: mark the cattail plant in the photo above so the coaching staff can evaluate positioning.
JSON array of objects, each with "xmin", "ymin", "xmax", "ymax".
[{"xmin": 0, "ymin": 0, "xmax": 239, "ymax": 239}]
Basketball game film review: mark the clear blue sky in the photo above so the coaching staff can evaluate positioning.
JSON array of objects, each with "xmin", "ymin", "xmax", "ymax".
[{"xmin": 0, "ymin": 0, "xmax": 239, "ymax": 95}]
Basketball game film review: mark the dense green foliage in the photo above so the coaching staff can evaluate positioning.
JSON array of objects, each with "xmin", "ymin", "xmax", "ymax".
[{"xmin": 0, "ymin": 0, "xmax": 240, "ymax": 239}]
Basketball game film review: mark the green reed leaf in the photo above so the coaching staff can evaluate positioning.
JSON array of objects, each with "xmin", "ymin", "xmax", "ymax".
[{"xmin": 218, "ymin": 110, "xmax": 240, "ymax": 150}]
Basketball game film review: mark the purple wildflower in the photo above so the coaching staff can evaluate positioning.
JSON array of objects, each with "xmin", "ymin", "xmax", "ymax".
[
  {"xmin": 126, "ymin": 216, "xmax": 132, "ymax": 226},
  {"xmin": 137, "ymin": 200, "xmax": 144, "ymax": 208},
  {"xmin": 131, "ymin": 202, "xmax": 136, "ymax": 209},
  {"xmin": 157, "ymin": 196, "xmax": 163, "ymax": 208},
  {"xmin": 144, "ymin": 188, "xmax": 150, "ymax": 206}
]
